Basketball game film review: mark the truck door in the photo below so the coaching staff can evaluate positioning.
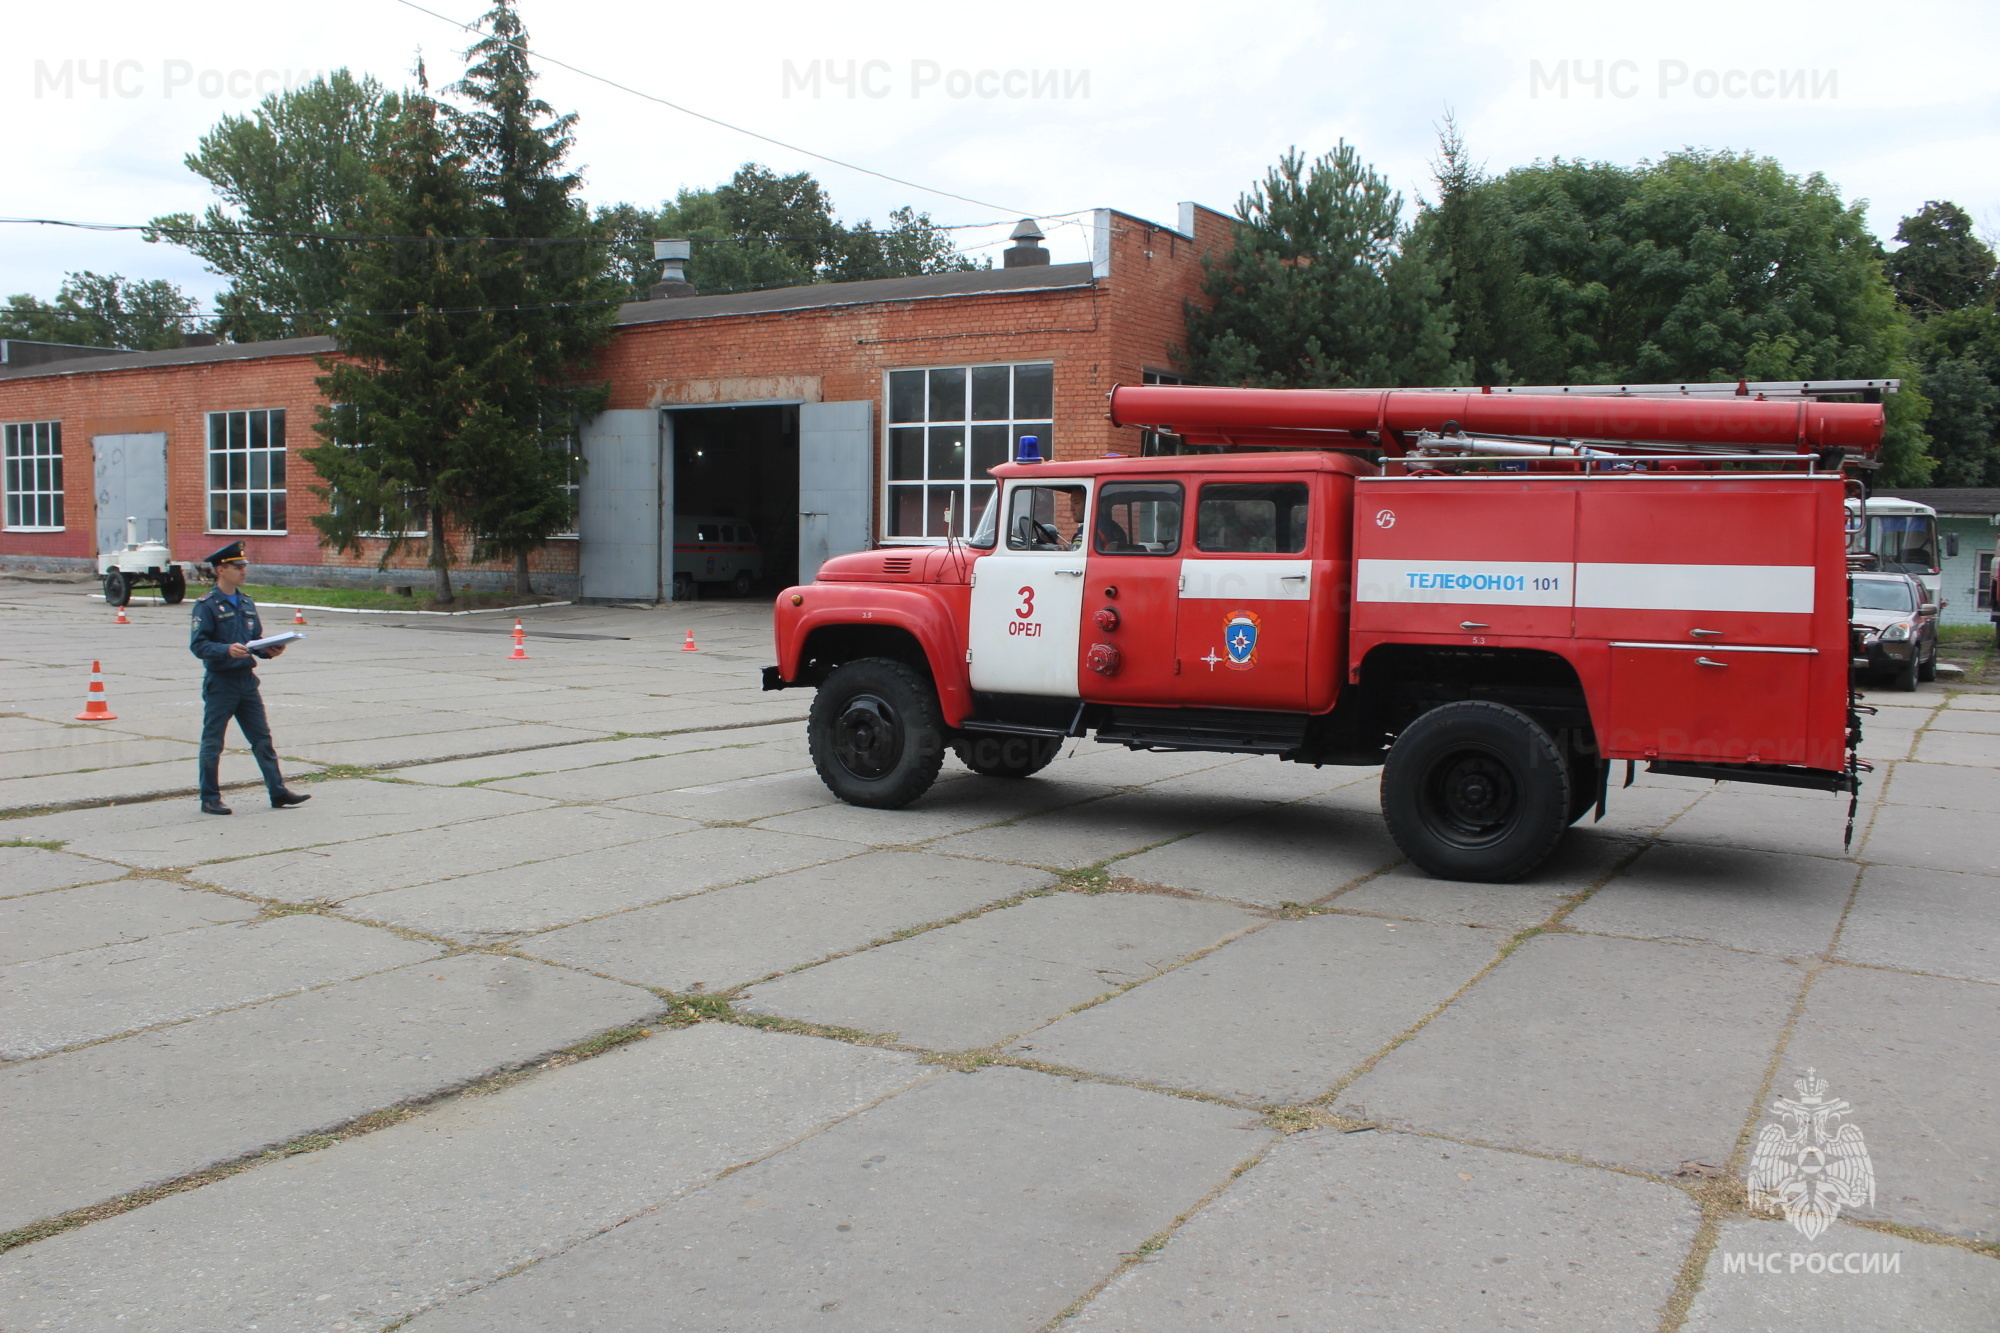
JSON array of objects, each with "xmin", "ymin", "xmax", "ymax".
[
  {"xmin": 1176, "ymin": 479, "xmax": 1314, "ymax": 710},
  {"xmin": 1081, "ymin": 479, "xmax": 1184, "ymax": 702},
  {"xmin": 968, "ymin": 479, "xmax": 1092, "ymax": 697}
]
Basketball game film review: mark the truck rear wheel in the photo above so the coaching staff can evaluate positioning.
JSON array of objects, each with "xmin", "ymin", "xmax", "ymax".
[
  {"xmin": 1381, "ymin": 701, "xmax": 1571, "ymax": 882},
  {"xmin": 953, "ymin": 733, "xmax": 1062, "ymax": 779},
  {"xmin": 809, "ymin": 658, "xmax": 945, "ymax": 809}
]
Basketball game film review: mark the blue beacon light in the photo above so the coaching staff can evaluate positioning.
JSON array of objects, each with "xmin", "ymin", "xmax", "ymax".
[{"xmin": 1015, "ymin": 435, "xmax": 1043, "ymax": 464}]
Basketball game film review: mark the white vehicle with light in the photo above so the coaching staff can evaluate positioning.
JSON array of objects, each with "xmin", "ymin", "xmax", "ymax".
[{"xmin": 97, "ymin": 515, "xmax": 199, "ymax": 607}]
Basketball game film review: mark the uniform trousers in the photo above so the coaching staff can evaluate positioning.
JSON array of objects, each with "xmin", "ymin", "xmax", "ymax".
[{"xmin": 198, "ymin": 670, "xmax": 286, "ymax": 801}]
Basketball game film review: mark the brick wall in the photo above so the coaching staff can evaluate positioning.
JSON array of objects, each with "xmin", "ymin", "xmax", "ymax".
[{"xmin": 0, "ymin": 208, "xmax": 1232, "ymax": 584}]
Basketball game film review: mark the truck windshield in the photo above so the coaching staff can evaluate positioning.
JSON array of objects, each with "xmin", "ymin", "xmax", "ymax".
[
  {"xmin": 1852, "ymin": 580, "xmax": 1916, "ymax": 612},
  {"xmin": 1866, "ymin": 515, "xmax": 1939, "ymax": 574}
]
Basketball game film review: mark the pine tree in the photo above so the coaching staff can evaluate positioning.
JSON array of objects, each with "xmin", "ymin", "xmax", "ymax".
[
  {"xmin": 450, "ymin": 0, "xmax": 620, "ymax": 594},
  {"xmin": 303, "ymin": 66, "xmax": 507, "ymax": 603},
  {"xmin": 1183, "ymin": 144, "xmax": 1460, "ymax": 388}
]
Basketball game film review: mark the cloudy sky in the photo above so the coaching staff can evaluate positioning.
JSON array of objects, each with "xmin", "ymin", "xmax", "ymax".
[{"xmin": 6, "ymin": 0, "xmax": 1996, "ymax": 308}]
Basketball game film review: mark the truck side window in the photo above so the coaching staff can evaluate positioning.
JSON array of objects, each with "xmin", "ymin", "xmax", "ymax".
[
  {"xmin": 1196, "ymin": 482, "xmax": 1309, "ymax": 554},
  {"xmin": 1094, "ymin": 481, "xmax": 1183, "ymax": 555},
  {"xmin": 1005, "ymin": 484, "xmax": 1088, "ymax": 551}
]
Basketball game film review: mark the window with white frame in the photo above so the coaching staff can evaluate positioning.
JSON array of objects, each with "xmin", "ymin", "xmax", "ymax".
[
  {"xmin": 207, "ymin": 409, "xmax": 287, "ymax": 533},
  {"xmin": 328, "ymin": 404, "xmax": 427, "ymax": 538},
  {"xmin": 884, "ymin": 361, "xmax": 1053, "ymax": 541},
  {"xmin": 3, "ymin": 420, "xmax": 63, "ymax": 531},
  {"xmin": 552, "ymin": 433, "xmax": 581, "ymax": 538},
  {"xmin": 1139, "ymin": 369, "xmax": 1207, "ymax": 456}
]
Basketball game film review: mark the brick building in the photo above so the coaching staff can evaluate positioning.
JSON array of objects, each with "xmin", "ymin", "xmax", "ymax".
[{"xmin": 0, "ymin": 204, "xmax": 1230, "ymax": 600}]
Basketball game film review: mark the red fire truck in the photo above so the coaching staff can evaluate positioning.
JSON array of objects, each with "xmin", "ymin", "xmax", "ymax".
[{"xmin": 765, "ymin": 382, "xmax": 1889, "ymax": 881}]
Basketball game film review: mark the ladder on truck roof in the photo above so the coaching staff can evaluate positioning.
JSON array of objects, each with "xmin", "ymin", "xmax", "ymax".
[{"xmin": 1408, "ymin": 379, "xmax": 1900, "ymax": 402}]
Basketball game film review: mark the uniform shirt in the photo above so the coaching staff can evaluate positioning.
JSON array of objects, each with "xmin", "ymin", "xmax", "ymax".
[{"xmin": 189, "ymin": 587, "xmax": 269, "ymax": 673}]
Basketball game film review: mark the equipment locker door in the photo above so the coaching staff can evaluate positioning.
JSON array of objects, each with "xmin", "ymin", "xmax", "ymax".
[
  {"xmin": 1081, "ymin": 478, "xmax": 1185, "ymax": 703},
  {"xmin": 1176, "ymin": 478, "xmax": 1314, "ymax": 710},
  {"xmin": 968, "ymin": 478, "xmax": 1092, "ymax": 697},
  {"xmin": 1352, "ymin": 479, "xmax": 1577, "ymax": 640}
]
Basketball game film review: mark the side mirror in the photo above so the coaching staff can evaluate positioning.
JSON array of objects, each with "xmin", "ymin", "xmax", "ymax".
[
  {"xmin": 1944, "ymin": 533, "xmax": 1959, "ymax": 558},
  {"xmin": 1920, "ymin": 603, "xmax": 1938, "ymax": 617}
]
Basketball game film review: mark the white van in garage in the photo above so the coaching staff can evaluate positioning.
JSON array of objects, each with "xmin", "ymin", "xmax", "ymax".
[{"xmin": 673, "ymin": 516, "xmax": 763, "ymax": 600}]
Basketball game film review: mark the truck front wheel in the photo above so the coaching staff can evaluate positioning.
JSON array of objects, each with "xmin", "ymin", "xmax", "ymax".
[
  {"xmin": 1381, "ymin": 701, "xmax": 1571, "ymax": 882},
  {"xmin": 809, "ymin": 658, "xmax": 946, "ymax": 809}
]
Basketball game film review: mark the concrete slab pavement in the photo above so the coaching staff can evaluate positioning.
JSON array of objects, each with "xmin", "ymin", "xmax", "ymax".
[
  {"xmin": 1067, "ymin": 1130, "xmax": 1698, "ymax": 1331},
  {"xmin": 1342, "ymin": 932, "xmax": 1804, "ymax": 1175},
  {"xmin": 399, "ymin": 1067, "xmax": 1271, "ymax": 1333},
  {"xmin": 3, "ymin": 583, "xmax": 1993, "ymax": 1326},
  {"xmin": 0, "ymin": 952, "xmax": 660, "ymax": 1232},
  {"xmin": 0, "ymin": 1026, "xmax": 928, "ymax": 1333}
]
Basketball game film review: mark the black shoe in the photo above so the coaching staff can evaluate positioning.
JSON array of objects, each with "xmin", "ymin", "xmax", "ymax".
[
  {"xmin": 270, "ymin": 789, "xmax": 312, "ymax": 809},
  {"xmin": 201, "ymin": 798, "xmax": 233, "ymax": 815}
]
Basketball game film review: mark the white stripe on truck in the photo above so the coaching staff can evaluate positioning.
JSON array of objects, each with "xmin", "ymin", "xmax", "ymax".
[{"xmin": 1355, "ymin": 560, "xmax": 1817, "ymax": 614}]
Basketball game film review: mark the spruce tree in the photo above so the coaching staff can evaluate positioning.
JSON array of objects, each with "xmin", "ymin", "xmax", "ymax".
[
  {"xmin": 1409, "ymin": 117, "xmax": 1559, "ymax": 386},
  {"xmin": 303, "ymin": 66, "xmax": 506, "ymax": 603},
  {"xmin": 450, "ymin": 0, "xmax": 620, "ymax": 594},
  {"xmin": 1183, "ymin": 143, "xmax": 1459, "ymax": 388}
]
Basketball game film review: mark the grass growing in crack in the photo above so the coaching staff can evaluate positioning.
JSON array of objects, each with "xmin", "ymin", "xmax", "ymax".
[
  {"xmin": 1057, "ymin": 865, "xmax": 1111, "ymax": 894},
  {"xmin": 1, "ymin": 837, "xmax": 66, "ymax": 851},
  {"xmin": 298, "ymin": 763, "xmax": 378, "ymax": 782},
  {"xmin": 920, "ymin": 1050, "xmax": 997, "ymax": 1072}
]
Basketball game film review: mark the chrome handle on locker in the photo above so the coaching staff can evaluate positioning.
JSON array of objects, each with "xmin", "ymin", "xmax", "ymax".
[
  {"xmin": 1690, "ymin": 628, "xmax": 1723, "ymax": 637},
  {"xmin": 1695, "ymin": 656, "xmax": 1728, "ymax": 668},
  {"xmin": 1460, "ymin": 621, "xmax": 1489, "ymax": 630}
]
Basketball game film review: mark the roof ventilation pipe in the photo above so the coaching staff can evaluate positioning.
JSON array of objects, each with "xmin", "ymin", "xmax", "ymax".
[
  {"xmin": 1002, "ymin": 218, "xmax": 1050, "ymax": 268},
  {"xmin": 649, "ymin": 239, "xmax": 697, "ymax": 298}
]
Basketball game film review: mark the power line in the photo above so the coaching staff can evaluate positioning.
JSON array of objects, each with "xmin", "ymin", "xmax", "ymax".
[
  {"xmin": 386, "ymin": 0, "xmax": 1036, "ymax": 219},
  {"xmin": 0, "ymin": 214, "xmax": 1052, "ymax": 247}
]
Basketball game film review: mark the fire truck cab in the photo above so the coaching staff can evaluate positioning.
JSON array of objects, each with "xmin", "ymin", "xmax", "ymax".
[{"xmin": 766, "ymin": 383, "xmax": 1888, "ymax": 882}]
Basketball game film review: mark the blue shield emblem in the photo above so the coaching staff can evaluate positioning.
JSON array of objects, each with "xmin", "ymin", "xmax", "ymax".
[{"xmin": 1224, "ymin": 611, "xmax": 1260, "ymax": 670}]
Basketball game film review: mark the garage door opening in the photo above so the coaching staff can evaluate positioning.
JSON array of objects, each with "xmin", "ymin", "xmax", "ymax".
[{"xmin": 669, "ymin": 405, "xmax": 798, "ymax": 601}]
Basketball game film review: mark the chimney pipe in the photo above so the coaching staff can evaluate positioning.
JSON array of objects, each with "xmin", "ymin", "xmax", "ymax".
[
  {"xmin": 649, "ymin": 239, "xmax": 697, "ymax": 298},
  {"xmin": 1003, "ymin": 218, "xmax": 1050, "ymax": 268},
  {"xmin": 182, "ymin": 332, "xmax": 219, "ymax": 348}
]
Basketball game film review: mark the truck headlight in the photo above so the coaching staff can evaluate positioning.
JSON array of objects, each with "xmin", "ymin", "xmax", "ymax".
[{"xmin": 1882, "ymin": 621, "xmax": 1911, "ymax": 641}]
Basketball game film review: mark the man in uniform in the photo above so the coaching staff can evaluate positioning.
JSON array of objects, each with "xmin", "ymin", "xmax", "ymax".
[{"xmin": 190, "ymin": 541, "xmax": 310, "ymax": 815}]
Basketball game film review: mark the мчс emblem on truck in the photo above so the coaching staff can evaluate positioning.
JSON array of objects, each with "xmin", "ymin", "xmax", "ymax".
[{"xmin": 766, "ymin": 381, "xmax": 1891, "ymax": 882}]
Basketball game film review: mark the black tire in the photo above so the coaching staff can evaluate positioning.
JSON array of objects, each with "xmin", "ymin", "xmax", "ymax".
[
  {"xmin": 1381, "ymin": 701, "xmax": 1571, "ymax": 882},
  {"xmin": 953, "ymin": 733, "xmax": 1063, "ymax": 779},
  {"xmin": 1890, "ymin": 652, "xmax": 1919, "ymax": 692},
  {"xmin": 672, "ymin": 573, "xmax": 695, "ymax": 602},
  {"xmin": 103, "ymin": 571, "xmax": 129, "ymax": 608},
  {"xmin": 162, "ymin": 570, "xmax": 187, "ymax": 605},
  {"xmin": 808, "ymin": 658, "xmax": 946, "ymax": 809},
  {"xmin": 731, "ymin": 570, "xmax": 754, "ymax": 598},
  {"xmin": 1916, "ymin": 639, "xmax": 1936, "ymax": 684}
]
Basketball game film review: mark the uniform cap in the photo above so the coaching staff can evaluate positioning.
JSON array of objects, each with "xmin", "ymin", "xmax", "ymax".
[{"xmin": 206, "ymin": 540, "xmax": 247, "ymax": 566}]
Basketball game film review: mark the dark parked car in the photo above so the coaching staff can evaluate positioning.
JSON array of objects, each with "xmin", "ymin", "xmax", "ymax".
[{"xmin": 1851, "ymin": 572, "xmax": 1938, "ymax": 691}]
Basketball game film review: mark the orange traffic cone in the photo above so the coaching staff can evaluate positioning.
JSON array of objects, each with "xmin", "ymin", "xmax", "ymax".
[
  {"xmin": 508, "ymin": 619, "xmax": 528, "ymax": 660},
  {"xmin": 75, "ymin": 661, "xmax": 118, "ymax": 720},
  {"xmin": 681, "ymin": 628, "xmax": 698, "ymax": 652},
  {"xmin": 114, "ymin": 604, "xmax": 130, "ymax": 625},
  {"xmin": 293, "ymin": 607, "xmax": 307, "ymax": 625}
]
